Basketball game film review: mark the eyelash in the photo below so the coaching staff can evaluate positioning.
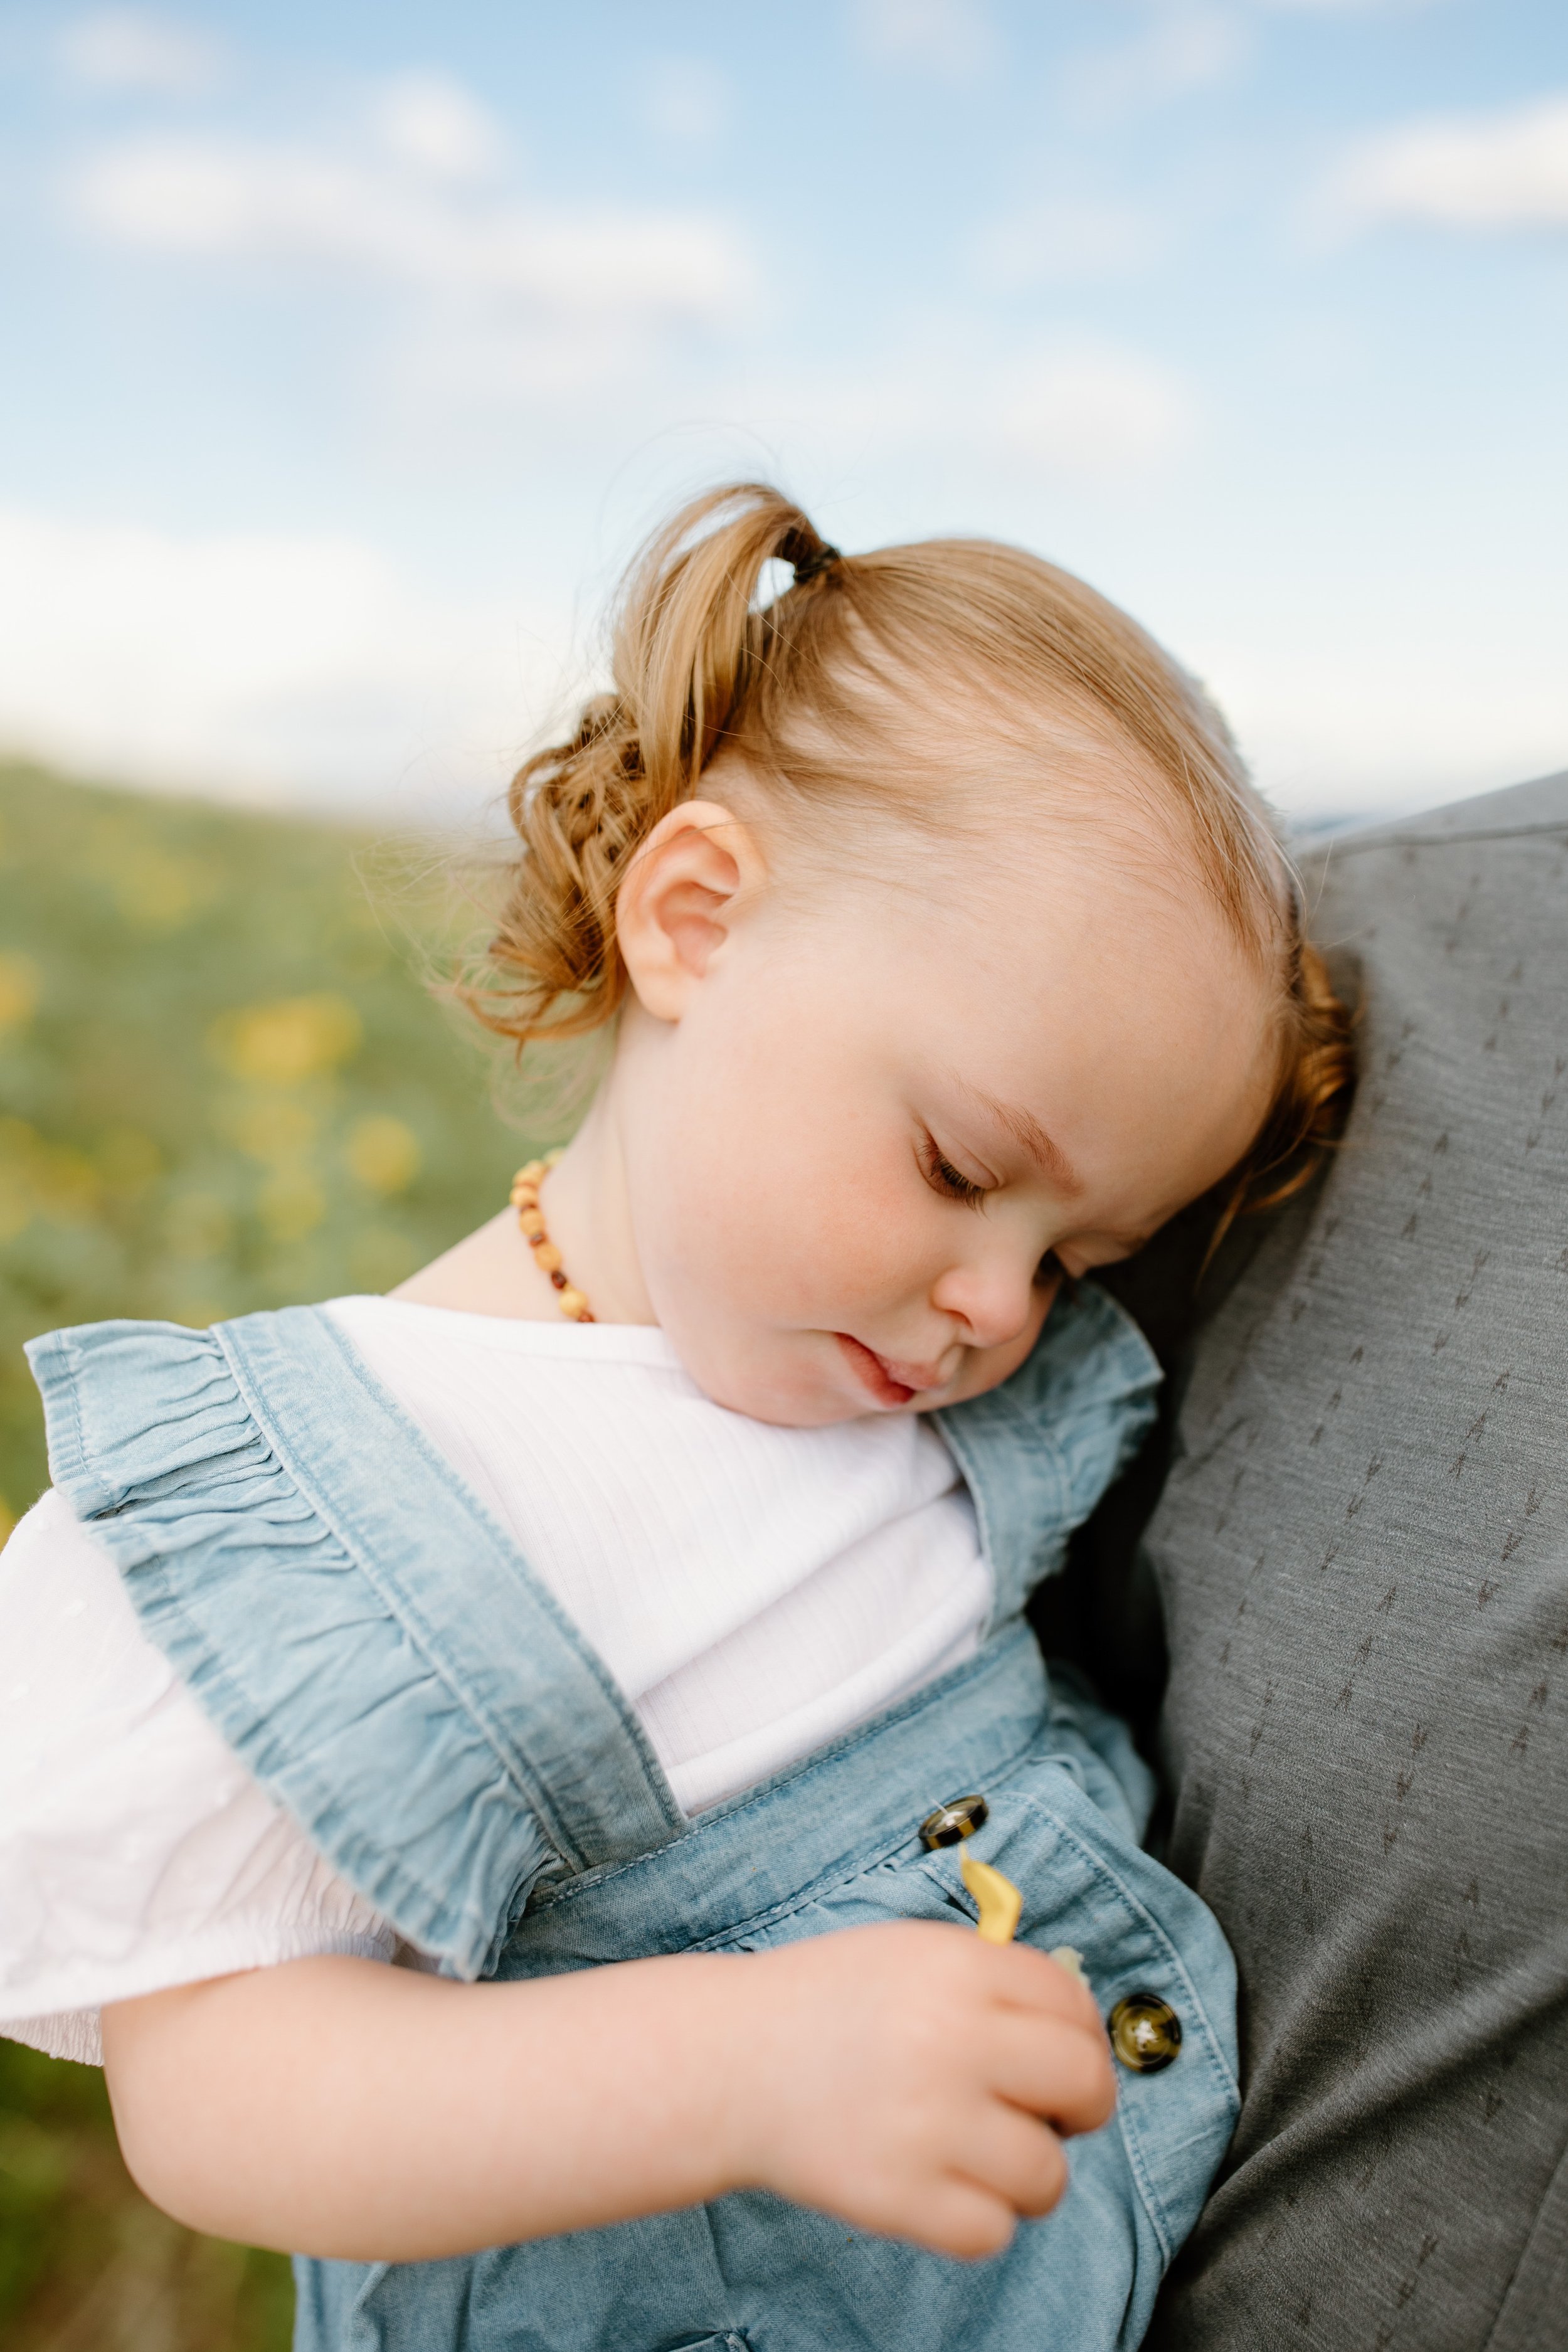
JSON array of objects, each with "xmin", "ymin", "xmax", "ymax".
[{"xmin": 922, "ymin": 1135, "xmax": 988, "ymax": 1207}]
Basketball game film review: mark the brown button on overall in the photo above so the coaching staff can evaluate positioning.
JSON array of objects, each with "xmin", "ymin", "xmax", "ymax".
[
  {"xmin": 1108, "ymin": 1991, "xmax": 1182, "ymax": 2073},
  {"xmin": 918, "ymin": 1795, "xmax": 990, "ymax": 1850}
]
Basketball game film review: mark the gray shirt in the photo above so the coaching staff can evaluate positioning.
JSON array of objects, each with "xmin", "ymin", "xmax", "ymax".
[{"xmin": 1062, "ymin": 770, "xmax": 1568, "ymax": 2351}]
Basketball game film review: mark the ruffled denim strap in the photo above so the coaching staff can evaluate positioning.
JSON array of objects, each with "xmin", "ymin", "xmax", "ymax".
[
  {"xmin": 25, "ymin": 1284, "xmax": 1159, "ymax": 1971},
  {"xmin": 935, "ymin": 1280, "xmax": 1162, "ymax": 1630},
  {"xmin": 26, "ymin": 1307, "xmax": 686, "ymax": 1979}
]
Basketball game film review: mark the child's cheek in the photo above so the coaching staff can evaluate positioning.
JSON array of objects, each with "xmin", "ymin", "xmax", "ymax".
[{"xmin": 700, "ymin": 1127, "xmax": 914, "ymax": 1328}]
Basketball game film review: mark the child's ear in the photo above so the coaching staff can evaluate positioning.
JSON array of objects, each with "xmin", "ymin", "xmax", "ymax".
[{"xmin": 615, "ymin": 801, "xmax": 768, "ymax": 1022}]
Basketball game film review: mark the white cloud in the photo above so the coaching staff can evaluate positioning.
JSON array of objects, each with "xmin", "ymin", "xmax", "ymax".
[
  {"xmin": 70, "ymin": 134, "xmax": 755, "ymax": 323},
  {"xmin": 1248, "ymin": 0, "xmax": 1443, "ymax": 12},
  {"xmin": 3, "ymin": 504, "xmax": 1552, "ymax": 829},
  {"xmin": 721, "ymin": 329, "xmax": 1196, "ymax": 484},
  {"xmin": 373, "ymin": 71, "xmax": 504, "ymax": 182},
  {"xmin": 852, "ymin": 0, "xmax": 1000, "ymax": 83},
  {"xmin": 1325, "ymin": 94, "xmax": 1568, "ymax": 230},
  {"xmin": 971, "ymin": 196, "xmax": 1162, "ymax": 289},
  {"xmin": 0, "ymin": 507, "xmax": 570, "ymax": 814},
  {"xmin": 60, "ymin": 9, "xmax": 226, "ymax": 97},
  {"xmin": 1060, "ymin": 8, "xmax": 1246, "ymax": 119},
  {"xmin": 1202, "ymin": 630, "xmax": 1568, "ymax": 819},
  {"xmin": 997, "ymin": 342, "xmax": 1194, "ymax": 474},
  {"xmin": 644, "ymin": 58, "xmax": 733, "ymax": 146}
]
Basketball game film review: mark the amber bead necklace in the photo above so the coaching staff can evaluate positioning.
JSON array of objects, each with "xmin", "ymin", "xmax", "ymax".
[{"xmin": 511, "ymin": 1152, "xmax": 595, "ymax": 1323}]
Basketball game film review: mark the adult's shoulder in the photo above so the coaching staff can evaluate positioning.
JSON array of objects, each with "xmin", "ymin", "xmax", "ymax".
[
  {"xmin": 1300, "ymin": 765, "xmax": 1568, "ymax": 973},
  {"xmin": 1309, "ymin": 764, "xmax": 1568, "ymax": 864},
  {"xmin": 1135, "ymin": 769, "xmax": 1568, "ymax": 2351}
]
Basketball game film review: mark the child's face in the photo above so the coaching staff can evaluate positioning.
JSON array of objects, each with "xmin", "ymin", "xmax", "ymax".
[{"xmin": 613, "ymin": 808, "xmax": 1281, "ymax": 1429}]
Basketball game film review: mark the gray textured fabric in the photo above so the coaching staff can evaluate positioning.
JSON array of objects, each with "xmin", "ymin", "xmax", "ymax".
[{"xmin": 1108, "ymin": 771, "xmax": 1568, "ymax": 2351}]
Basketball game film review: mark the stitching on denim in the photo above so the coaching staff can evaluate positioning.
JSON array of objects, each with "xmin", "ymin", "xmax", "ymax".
[
  {"xmin": 304, "ymin": 1311, "xmax": 642, "ymax": 1723},
  {"xmin": 296, "ymin": 1310, "xmax": 684, "ymax": 1839},
  {"xmin": 219, "ymin": 1311, "xmax": 682, "ymax": 1867},
  {"xmin": 31, "ymin": 1328, "xmax": 97, "ymax": 1514},
  {"xmin": 1009, "ymin": 1781, "xmax": 1241, "ymax": 2256},
  {"xmin": 65, "ymin": 1322, "xmax": 559, "ymax": 1966},
  {"xmin": 1013, "ymin": 1780, "xmax": 1239, "ymax": 2100},
  {"xmin": 938, "ymin": 1286, "xmax": 1162, "ymax": 1632},
  {"xmin": 1009, "ymin": 1804, "xmax": 1184, "ymax": 2265},
  {"xmin": 526, "ymin": 1641, "xmax": 1045, "ymax": 1932},
  {"xmin": 124, "ymin": 1552, "xmax": 499, "ymax": 1966},
  {"xmin": 674, "ymin": 1793, "xmax": 1024, "ymax": 1954}
]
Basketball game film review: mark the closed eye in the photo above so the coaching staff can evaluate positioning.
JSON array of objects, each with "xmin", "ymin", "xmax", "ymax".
[{"xmin": 921, "ymin": 1133, "xmax": 988, "ymax": 1207}]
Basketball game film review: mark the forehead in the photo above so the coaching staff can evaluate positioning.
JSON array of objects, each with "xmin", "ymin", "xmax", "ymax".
[{"xmin": 868, "ymin": 845, "xmax": 1282, "ymax": 1212}]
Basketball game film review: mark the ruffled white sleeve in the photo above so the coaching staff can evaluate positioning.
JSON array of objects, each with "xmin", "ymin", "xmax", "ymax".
[{"xmin": 0, "ymin": 1490, "xmax": 397, "ymax": 2066}]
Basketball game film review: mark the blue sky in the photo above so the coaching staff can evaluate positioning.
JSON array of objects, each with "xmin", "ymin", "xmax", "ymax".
[{"xmin": 0, "ymin": 0, "xmax": 1564, "ymax": 824}]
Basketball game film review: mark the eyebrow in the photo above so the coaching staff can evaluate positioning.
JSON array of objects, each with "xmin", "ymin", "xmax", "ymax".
[{"xmin": 955, "ymin": 1080, "xmax": 1086, "ymax": 1198}]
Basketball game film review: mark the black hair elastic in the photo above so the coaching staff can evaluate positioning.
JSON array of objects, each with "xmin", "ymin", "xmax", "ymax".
[{"xmin": 791, "ymin": 541, "xmax": 842, "ymax": 586}]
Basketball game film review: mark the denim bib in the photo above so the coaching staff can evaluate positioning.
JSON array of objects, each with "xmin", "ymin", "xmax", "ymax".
[{"xmin": 29, "ymin": 1285, "xmax": 1238, "ymax": 2352}]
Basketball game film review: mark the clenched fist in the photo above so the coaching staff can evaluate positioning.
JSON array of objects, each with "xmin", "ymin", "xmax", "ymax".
[{"xmin": 715, "ymin": 1921, "xmax": 1116, "ymax": 2259}]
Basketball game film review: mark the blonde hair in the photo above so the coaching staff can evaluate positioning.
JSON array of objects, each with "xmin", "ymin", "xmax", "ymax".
[{"xmin": 468, "ymin": 482, "xmax": 1352, "ymax": 1219}]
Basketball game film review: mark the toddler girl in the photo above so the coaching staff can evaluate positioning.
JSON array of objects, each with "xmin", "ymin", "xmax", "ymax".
[{"xmin": 0, "ymin": 484, "xmax": 1348, "ymax": 2351}]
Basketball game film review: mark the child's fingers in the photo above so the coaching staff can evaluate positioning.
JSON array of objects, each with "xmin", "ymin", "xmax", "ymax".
[
  {"xmin": 987, "ymin": 2012, "xmax": 1118, "ymax": 2137},
  {"xmin": 950, "ymin": 2105, "xmax": 1071, "ymax": 2221},
  {"xmin": 900, "ymin": 2176, "xmax": 1020, "ymax": 2264},
  {"xmin": 984, "ymin": 1937, "xmax": 1106, "ymax": 2035}
]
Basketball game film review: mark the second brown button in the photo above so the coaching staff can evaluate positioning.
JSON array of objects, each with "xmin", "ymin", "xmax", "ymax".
[{"xmin": 1108, "ymin": 1991, "xmax": 1182, "ymax": 2074}]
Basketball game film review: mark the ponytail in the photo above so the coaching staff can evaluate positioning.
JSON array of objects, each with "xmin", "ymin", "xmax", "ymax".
[{"xmin": 474, "ymin": 485, "xmax": 841, "ymax": 1049}]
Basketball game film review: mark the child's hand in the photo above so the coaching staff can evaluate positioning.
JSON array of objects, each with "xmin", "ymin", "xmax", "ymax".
[
  {"xmin": 100, "ymin": 1929, "xmax": 1110, "ymax": 2264},
  {"xmin": 717, "ymin": 1921, "xmax": 1115, "ymax": 2260}
]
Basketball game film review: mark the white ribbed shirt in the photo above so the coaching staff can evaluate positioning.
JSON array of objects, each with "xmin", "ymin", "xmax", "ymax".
[{"xmin": 0, "ymin": 1298, "xmax": 991, "ymax": 2063}]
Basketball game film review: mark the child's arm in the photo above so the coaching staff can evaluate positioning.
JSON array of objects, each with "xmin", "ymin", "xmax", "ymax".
[{"xmin": 103, "ymin": 1921, "xmax": 1113, "ymax": 2264}]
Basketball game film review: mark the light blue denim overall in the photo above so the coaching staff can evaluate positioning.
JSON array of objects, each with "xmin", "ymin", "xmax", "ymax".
[{"xmin": 29, "ymin": 1284, "xmax": 1239, "ymax": 2352}]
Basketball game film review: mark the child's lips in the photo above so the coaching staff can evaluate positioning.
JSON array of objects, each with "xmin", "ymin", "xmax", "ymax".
[{"xmin": 835, "ymin": 1333, "xmax": 948, "ymax": 1407}]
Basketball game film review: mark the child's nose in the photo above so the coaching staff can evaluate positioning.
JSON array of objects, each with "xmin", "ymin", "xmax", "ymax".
[{"xmin": 930, "ymin": 1254, "xmax": 1037, "ymax": 1351}]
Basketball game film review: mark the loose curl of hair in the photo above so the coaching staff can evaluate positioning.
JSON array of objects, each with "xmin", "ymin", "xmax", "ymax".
[{"xmin": 465, "ymin": 481, "xmax": 1353, "ymax": 1237}]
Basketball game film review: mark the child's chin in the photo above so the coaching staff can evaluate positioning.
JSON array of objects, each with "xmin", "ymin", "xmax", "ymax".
[{"xmin": 695, "ymin": 1343, "xmax": 877, "ymax": 1431}]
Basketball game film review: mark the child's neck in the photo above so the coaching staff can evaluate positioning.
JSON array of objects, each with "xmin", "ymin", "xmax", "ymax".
[
  {"xmin": 391, "ymin": 1073, "xmax": 655, "ymax": 1327},
  {"xmin": 536, "ymin": 1083, "xmax": 654, "ymax": 1325}
]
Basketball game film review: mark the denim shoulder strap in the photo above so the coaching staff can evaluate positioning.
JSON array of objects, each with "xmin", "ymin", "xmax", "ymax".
[
  {"xmin": 26, "ymin": 1306, "xmax": 684, "ymax": 1979},
  {"xmin": 935, "ymin": 1279, "xmax": 1162, "ymax": 1628}
]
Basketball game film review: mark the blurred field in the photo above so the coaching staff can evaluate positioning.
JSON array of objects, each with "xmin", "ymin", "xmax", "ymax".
[{"xmin": 0, "ymin": 760, "xmax": 550, "ymax": 2348}]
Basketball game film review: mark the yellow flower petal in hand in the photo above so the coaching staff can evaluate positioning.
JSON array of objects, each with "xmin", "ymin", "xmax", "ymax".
[{"xmin": 960, "ymin": 1845, "xmax": 1022, "ymax": 1945}]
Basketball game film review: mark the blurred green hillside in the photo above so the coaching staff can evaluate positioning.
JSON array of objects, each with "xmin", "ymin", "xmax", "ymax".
[
  {"xmin": 0, "ymin": 759, "xmax": 542, "ymax": 1532},
  {"xmin": 0, "ymin": 760, "xmax": 553, "ymax": 2349}
]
